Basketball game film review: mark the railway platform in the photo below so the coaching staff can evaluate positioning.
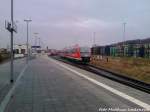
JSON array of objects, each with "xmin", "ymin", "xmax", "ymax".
[{"xmin": 1, "ymin": 55, "xmax": 149, "ymax": 112}]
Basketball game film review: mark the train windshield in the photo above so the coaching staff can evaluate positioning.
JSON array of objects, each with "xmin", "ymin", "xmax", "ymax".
[{"xmin": 80, "ymin": 47, "xmax": 91, "ymax": 53}]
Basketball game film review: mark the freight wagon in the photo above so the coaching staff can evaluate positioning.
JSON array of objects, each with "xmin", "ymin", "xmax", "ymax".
[{"xmin": 91, "ymin": 38, "xmax": 150, "ymax": 58}]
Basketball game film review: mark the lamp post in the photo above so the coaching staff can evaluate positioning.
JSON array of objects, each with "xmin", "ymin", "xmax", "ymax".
[
  {"xmin": 38, "ymin": 37, "xmax": 40, "ymax": 47},
  {"xmin": 34, "ymin": 33, "xmax": 39, "ymax": 46},
  {"xmin": 123, "ymin": 22, "xmax": 126, "ymax": 56},
  {"xmin": 10, "ymin": 0, "xmax": 14, "ymax": 83},
  {"xmin": 93, "ymin": 32, "xmax": 96, "ymax": 47},
  {"xmin": 5, "ymin": 0, "xmax": 17, "ymax": 83},
  {"xmin": 123, "ymin": 22, "xmax": 126, "ymax": 42},
  {"xmin": 34, "ymin": 33, "xmax": 39, "ymax": 53},
  {"xmin": 24, "ymin": 19, "xmax": 32, "ymax": 64}
]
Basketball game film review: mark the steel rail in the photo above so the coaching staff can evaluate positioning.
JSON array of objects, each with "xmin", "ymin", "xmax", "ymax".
[{"xmin": 51, "ymin": 56, "xmax": 150, "ymax": 94}]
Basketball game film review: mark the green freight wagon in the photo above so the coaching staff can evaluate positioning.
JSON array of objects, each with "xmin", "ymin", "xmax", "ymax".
[
  {"xmin": 144, "ymin": 43, "xmax": 150, "ymax": 58},
  {"xmin": 110, "ymin": 46, "xmax": 117, "ymax": 57}
]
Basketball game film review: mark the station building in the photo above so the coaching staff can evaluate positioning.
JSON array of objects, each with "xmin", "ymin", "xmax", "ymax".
[{"xmin": 13, "ymin": 44, "xmax": 31, "ymax": 58}]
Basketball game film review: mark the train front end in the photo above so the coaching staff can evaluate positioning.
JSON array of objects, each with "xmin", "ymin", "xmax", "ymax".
[{"xmin": 80, "ymin": 47, "xmax": 91, "ymax": 63}]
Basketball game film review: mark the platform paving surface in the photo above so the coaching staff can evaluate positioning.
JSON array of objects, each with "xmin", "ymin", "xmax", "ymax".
[
  {"xmin": 0, "ymin": 58, "xmax": 26, "ymax": 87},
  {"xmin": 0, "ymin": 58, "xmax": 26, "ymax": 103},
  {"xmin": 5, "ymin": 56, "xmax": 144, "ymax": 112}
]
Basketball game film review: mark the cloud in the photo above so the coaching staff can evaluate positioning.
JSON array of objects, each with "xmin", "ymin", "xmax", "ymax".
[
  {"xmin": 0, "ymin": 0, "xmax": 150, "ymax": 49},
  {"xmin": 46, "ymin": 17, "xmax": 112, "ymax": 30}
]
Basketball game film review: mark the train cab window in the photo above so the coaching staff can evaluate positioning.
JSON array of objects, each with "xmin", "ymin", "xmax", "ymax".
[{"xmin": 80, "ymin": 47, "xmax": 91, "ymax": 53}]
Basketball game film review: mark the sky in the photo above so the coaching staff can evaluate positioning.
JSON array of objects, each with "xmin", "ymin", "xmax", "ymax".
[{"xmin": 0, "ymin": 0, "xmax": 150, "ymax": 49}]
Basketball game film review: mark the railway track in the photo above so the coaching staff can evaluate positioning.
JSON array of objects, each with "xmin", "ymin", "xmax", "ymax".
[{"xmin": 51, "ymin": 56, "xmax": 150, "ymax": 94}]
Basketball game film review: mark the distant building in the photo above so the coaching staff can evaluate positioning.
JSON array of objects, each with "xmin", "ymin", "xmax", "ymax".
[
  {"xmin": 0, "ymin": 48, "xmax": 8, "ymax": 54},
  {"xmin": 14, "ymin": 44, "xmax": 27, "ymax": 54},
  {"xmin": 13, "ymin": 44, "xmax": 31, "ymax": 58},
  {"xmin": 31, "ymin": 46, "xmax": 41, "ymax": 54},
  {"xmin": 0, "ymin": 48, "xmax": 10, "ymax": 62}
]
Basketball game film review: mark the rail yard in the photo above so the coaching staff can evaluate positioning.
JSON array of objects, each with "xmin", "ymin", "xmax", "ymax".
[{"xmin": 1, "ymin": 0, "xmax": 150, "ymax": 112}]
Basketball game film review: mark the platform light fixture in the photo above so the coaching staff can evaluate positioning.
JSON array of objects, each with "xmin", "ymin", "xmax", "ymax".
[
  {"xmin": 5, "ymin": 0, "xmax": 17, "ymax": 83},
  {"xmin": 24, "ymin": 19, "xmax": 32, "ymax": 64}
]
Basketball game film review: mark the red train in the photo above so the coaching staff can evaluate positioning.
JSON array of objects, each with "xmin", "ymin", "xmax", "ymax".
[{"xmin": 60, "ymin": 45, "xmax": 91, "ymax": 63}]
